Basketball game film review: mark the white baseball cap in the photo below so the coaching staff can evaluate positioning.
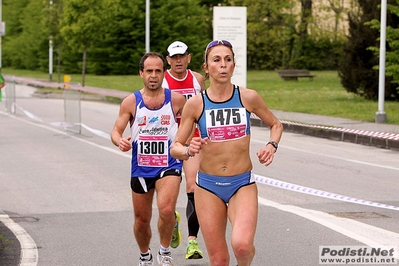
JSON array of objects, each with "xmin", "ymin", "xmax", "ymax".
[{"xmin": 167, "ymin": 41, "xmax": 188, "ymax": 57}]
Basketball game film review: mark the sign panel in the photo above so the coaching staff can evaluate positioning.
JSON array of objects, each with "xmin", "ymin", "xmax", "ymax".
[{"xmin": 213, "ymin": 7, "xmax": 247, "ymax": 87}]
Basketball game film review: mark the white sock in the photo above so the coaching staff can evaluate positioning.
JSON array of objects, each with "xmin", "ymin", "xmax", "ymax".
[
  {"xmin": 159, "ymin": 245, "xmax": 170, "ymax": 254},
  {"xmin": 140, "ymin": 249, "xmax": 152, "ymax": 260}
]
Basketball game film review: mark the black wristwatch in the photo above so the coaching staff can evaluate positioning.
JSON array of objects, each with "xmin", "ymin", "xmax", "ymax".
[{"xmin": 267, "ymin": 141, "xmax": 278, "ymax": 152}]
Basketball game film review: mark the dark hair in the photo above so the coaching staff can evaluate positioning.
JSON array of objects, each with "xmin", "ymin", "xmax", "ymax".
[{"xmin": 139, "ymin": 52, "xmax": 167, "ymax": 72}]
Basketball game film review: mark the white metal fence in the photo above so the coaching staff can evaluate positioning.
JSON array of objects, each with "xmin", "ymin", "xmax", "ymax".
[
  {"xmin": 4, "ymin": 80, "xmax": 16, "ymax": 114},
  {"xmin": 2, "ymin": 75, "xmax": 129, "ymax": 136},
  {"xmin": 63, "ymin": 88, "xmax": 82, "ymax": 134}
]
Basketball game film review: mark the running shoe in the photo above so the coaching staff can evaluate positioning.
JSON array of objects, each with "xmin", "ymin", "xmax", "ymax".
[
  {"xmin": 185, "ymin": 239, "xmax": 203, "ymax": 259},
  {"xmin": 157, "ymin": 252, "xmax": 174, "ymax": 266},
  {"xmin": 170, "ymin": 211, "xmax": 182, "ymax": 248},
  {"xmin": 139, "ymin": 254, "xmax": 153, "ymax": 266}
]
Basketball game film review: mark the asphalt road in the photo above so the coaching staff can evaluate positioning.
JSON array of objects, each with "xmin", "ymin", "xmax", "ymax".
[{"xmin": 1, "ymin": 86, "xmax": 399, "ymax": 266}]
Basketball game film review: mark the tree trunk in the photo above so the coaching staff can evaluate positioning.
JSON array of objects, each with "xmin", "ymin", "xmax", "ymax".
[{"xmin": 300, "ymin": 0, "xmax": 312, "ymax": 40}]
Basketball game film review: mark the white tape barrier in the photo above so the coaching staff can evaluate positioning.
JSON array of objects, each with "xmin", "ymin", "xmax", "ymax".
[
  {"xmin": 14, "ymin": 104, "xmax": 43, "ymax": 122},
  {"xmin": 255, "ymin": 174, "xmax": 399, "ymax": 211},
  {"xmin": 80, "ymin": 124, "xmax": 110, "ymax": 139}
]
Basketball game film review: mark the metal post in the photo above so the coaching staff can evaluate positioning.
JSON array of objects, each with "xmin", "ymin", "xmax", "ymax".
[
  {"xmin": 376, "ymin": 0, "xmax": 387, "ymax": 123},
  {"xmin": 0, "ymin": 0, "xmax": 2, "ymax": 102},
  {"xmin": 1, "ymin": 0, "xmax": 3, "ymax": 70},
  {"xmin": 145, "ymin": 0, "xmax": 150, "ymax": 53},
  {"xmin": 49, "ymin": 0, "xmax": 53, "ymax": 81},
  {"xmin": 49, "ymin": 38, "xmax": 53, "ymax": 81}
]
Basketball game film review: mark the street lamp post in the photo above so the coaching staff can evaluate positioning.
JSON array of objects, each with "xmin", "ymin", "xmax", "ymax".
[
  {"xmin": 49, "ymin": 37, "xmax": 53, "ymax": 82},
  {"xmin": 0, "ymin": 0, "xmax": 3, "ymax": 71},
  {"xmin": 145, "ymin": 0, "xmax": 150, "ymax": 53},
  {"xmin": 0, "ymin": 0, "xmax": 2, "ymax": 103},
  {"xmin": 49, "ymin": 0, "xmax": 53, "ymax": 81},
  {"xmin": 376, "ymin": 0, "xmax": 387, "ymax": 123}
]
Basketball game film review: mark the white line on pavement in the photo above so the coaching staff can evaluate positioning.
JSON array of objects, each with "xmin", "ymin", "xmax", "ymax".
[{"xmin": 258, "ymin": 197, "xmax": 399, "ymax": 260}]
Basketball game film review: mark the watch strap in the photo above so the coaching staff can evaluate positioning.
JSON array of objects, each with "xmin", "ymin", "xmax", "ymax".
[{"xmin": 267, "ymin": 141, "xmax": 278, "ymax": 152}]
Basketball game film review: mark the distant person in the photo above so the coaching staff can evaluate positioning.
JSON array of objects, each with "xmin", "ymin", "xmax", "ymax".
[
  {"xmin": 162, "ymin": 40, "xmax": 205, "ymax": 260},
  {"xmin": 111, "ymin": 52, "xmax": 186, "ymax": 266},
  {"xmin": 170, "ymin": 40, "xmax": 283, "ymax": 266},
  {"xmin": 0, "ymin": 73, "xmax": 5, "ymax": 89}
]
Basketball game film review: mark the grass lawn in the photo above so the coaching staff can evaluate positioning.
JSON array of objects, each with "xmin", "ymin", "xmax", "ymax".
[{"xmin": 2, "ymin": 68, "xmax": 399, "ymax": 125}]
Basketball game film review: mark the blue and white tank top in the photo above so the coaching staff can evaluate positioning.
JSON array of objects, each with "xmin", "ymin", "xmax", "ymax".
[
  {"xmin": 130, "ymin": 89, "xmax": 182, "ymax": 178},
  {"xmin": 197, "ymin": 85, "xmax": 251, "ymax": 142}
]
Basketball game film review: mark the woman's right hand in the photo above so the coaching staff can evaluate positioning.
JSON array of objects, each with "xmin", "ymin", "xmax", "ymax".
[{"xmin": 188, "ymin": 137, "xmax": 208, "ymax": 156}]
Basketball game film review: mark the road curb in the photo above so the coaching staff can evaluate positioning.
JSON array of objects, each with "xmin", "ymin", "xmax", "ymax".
[
  {"xmin": 0, "ymin": 212, "xmax": 21, "ymax": 266},
  {"xmin": 250, "ymin": 118, "xmax": 399, "ymax": 151}
]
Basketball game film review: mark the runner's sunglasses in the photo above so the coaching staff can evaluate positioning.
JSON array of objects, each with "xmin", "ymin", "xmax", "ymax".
[{"xmin": 204, "ymin": 40, "xmax": 233, "ymax": 62}]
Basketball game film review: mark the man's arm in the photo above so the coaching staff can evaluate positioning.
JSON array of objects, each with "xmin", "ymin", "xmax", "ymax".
[{"xmin": 111, "ymin": 94, "xmax": 135, "ymax": 151}]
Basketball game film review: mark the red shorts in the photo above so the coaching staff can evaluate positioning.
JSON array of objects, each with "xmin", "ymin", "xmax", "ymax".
[{"xmin": 192, "ymin": 128, "xmax": 200, "ymax": 138}]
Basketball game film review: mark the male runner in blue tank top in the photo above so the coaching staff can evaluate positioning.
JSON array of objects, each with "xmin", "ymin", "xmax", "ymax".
[{"xmin": 111, "ymin": 52, "xmax": 186, "ymax": 266}]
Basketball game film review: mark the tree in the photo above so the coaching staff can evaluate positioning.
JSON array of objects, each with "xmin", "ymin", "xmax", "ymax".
[
  {"xmin": 339, "ymin": 0, "xmax": 399, "ymax": 100},
  {"xmin": 60, "ymin": 0, "xmax": 105, "ymax": 85},
  {"xmin": 300, "ymin": 0, "xmax": 312, "ymax": 42},
  {"xmin": 84, "ymin": 0, "xmax": 146, "ymax": 75},
  {"xmin": 368, "ymin": 1, "xmax": 399, "ymax": 99},
  {"xmin": 2, "ymin": 0, "xmax": 48, "ymax": 70},
  {"xmin": 324, "ymin": 0, "xmax": 350, "ymax": 41},
  {"xmin": 2, "ymin": 0, "xmax": 349, "ymax": 74},
  {"xmin": 150, "ymin": 0, "xmax": 211, "ymax": 70},
  {"xmin": 238, "ymin": 0, "xmax": 295, "ymax": 69}
]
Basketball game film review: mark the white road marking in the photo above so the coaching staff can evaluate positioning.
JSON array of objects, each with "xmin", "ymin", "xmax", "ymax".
[{"xmin": 258, "ymin": 197, "xmax": 399, "ymax": 260}]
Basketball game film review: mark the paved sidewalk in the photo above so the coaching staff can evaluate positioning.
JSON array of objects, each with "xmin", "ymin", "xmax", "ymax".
[
  {"xmin": 273, "ymin": 110, "xmax": 399, "ymax": 134},
  {"xmin": 251, "ymin": 111, "xmax": 399, "ymax": 151}
]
